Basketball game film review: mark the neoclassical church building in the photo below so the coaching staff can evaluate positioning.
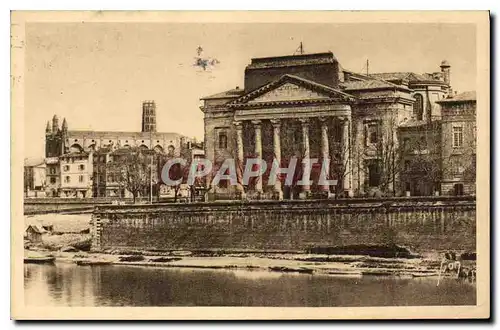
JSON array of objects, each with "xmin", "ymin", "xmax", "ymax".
[{"xmin": 200, "ymin": 51, "xmax": 456, "ymax": 200}]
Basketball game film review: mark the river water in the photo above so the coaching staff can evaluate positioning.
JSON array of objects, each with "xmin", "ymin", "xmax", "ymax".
[{"xmin": 24, "ymin": 263, "xmax": 476, "ymax": 307}]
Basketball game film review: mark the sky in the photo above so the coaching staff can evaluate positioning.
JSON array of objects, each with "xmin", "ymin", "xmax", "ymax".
[{"xmin": 24, "ymin": 22, "xmax": 476, "ymax": 159}]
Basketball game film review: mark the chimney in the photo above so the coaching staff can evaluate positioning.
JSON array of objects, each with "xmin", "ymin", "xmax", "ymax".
[{"xmin": 440, "ymin": 60, "xmax": 451, "ymax": 93}]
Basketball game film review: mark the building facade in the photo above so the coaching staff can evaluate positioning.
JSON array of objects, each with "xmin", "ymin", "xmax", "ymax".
[
  {"xmin": 59, "ymin": 151, "xmax": 93, "ymax": 198},
  {"xmin": 44, "ymin": 101, "xmax": 194, "ymax": 198},
  {"xmin": 437, "ymin": 91, "xmax": 477, "ymax": 196},
  {"xmin": 201, "ymin": 52, "xmax": 474, "ymax": 200},
  {"xmin": 24, "ymin": 158, "xmax": 46, "ymax": 197}
]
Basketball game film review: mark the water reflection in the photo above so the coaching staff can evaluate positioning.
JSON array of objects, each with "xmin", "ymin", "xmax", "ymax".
[{"xmin": 24, "ymin": 263, "xmax": 476, "ymax": 307}]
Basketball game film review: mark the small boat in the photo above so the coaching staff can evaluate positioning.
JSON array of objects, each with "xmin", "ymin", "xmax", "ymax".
[
  {"xmin": 24, "ymin": 256, "xmax": 55, "ymax": 264},
  {"xmin": 269, "ymin": 266, "xmax": 314, "ymax": 274},
  {"xmin": 411, "ymin": 272, "xmax": 438, "ymax": 278},
  {"xmin": 75, "ymin": 260, "xmax": 113, "ymax": 266},
  {"xmin": 361, "ymin": 270, "xmax": 394, "ymax": 276}
]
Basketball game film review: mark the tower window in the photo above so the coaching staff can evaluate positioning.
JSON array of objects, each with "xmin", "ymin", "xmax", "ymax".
[
  {"xmin": 218, "ymin": 132, "xmax": 228, "ymax": 149},
  {"xmin": 452, "ymin": 126, "xmax": 464, "ymax": 147},
  {"xmin": 413, "ymin": 94, "xmax": 424, "ymax": 121}
]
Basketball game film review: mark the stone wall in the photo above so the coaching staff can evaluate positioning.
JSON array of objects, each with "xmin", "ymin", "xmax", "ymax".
[{"xmin": 92, "ymin": 196, "xmax": 476, "ymax": 252}]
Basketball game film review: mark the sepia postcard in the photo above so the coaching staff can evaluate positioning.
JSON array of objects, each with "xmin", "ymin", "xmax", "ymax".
[{"xmin": 11, "ymin": 10, "xmax": 490, "ymax": 320}]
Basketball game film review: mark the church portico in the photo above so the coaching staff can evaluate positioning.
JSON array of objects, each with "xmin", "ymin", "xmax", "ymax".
[{"xmin": 229, "ymin": 111, "xmax": 353, "ymax": 200}]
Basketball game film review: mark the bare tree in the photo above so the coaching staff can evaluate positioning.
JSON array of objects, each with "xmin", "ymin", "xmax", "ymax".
[{"xmin": 108, "ymin": 148, "xmax": 154, "ymax": 204}]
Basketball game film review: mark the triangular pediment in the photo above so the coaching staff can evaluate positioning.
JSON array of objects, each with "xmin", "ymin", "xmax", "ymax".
[
  {"xmin": 249, "ymin": 82, "xmax": 331, "ymax": 103},
  {"xmin": 229, "ymin": 74, "xmax": 354, "ymax": 107}
]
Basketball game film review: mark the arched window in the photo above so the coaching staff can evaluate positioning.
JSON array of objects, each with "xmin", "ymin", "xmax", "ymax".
[
  {"xmin": 167, "ymin": 145, "xmax": 175, "ymax": 157},
  {"xmin": 413, "ymin": 94, "xmax": 424, "ymax": 121}
]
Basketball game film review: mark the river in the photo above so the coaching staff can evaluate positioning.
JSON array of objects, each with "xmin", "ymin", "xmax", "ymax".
[{"xmin": 24, "ymin": 263, "xmax": 476, "ymax": 307}]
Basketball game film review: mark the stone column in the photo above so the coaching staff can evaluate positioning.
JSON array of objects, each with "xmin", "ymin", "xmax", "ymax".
[
  {"xmin": 341, "ymin": 117, "xmax": 353, "ymax": 197},
  {"xmin": 270, "ymin": 119, "xmax": 283, "ymax": 200},
  {"xmin": 319, "ymin": 117, "xmax": 330, "ymax": 193},
  {"xmin": 299, "ymin": 118, "xmax": 311, "ymax": 198},
  {"xmin": 252, "ymin": 120, "xmax": 263, "ymax": 194},
  {"xmin": 234, "ymin": 121, "xmax": 246, "ymax": 198}
]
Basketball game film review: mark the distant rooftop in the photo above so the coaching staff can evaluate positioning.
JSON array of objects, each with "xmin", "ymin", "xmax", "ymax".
[
  {"xmin": 343, "ymin": 78, "xmax": 407, "ymax": 91},
  {"xmin": 67, "ymin": 130, "xmax": 183, "ymax": 138},
  {"xmin": 60, "ymin": 151, "xmax": 89, "ymax": 158},
  {"xmin": 368, "ymin": 72, "xmax": 434, "ymax": 83},
  {"xmin": 437, "ymin": 91, "xmax": 476, "ymax": 103},
  {"xmin": 24, "ymin": 157, "xmax": 45, "ymax": 167}
]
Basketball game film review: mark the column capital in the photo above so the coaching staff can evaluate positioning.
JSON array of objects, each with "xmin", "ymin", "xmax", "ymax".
[
  {"xmin": 270, "ymin": 119, "xmax": 281, "ymax": 127},
  {"xmin": 233, "ymin": 120, "xmax": 243, "ymax": 128},
  {"xmin": 338, "ymin": 116, "xmax": 351, "ymax": 124},
  {"xmin": 251, "ymin": 120, "xmax": 262, "ymax": 127},
  {"xmin": 318, "ymin": 117, "xmax": 328, "ymax": 123},
  {"xmin": 299, "ymin": 118, "xmax": 310, "ymax": 126}
]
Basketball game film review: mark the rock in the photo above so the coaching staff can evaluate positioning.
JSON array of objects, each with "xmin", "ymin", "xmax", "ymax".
[
  {"xmin": 72, "ymin": 239, "xmax": 91, "ymax": 252},
  {"xmin": 171, "ymin": 250, "xmax": 192, "ymax": 256},
  {"xmin": 60, "ymin": 246, "xmax": 79, "ymax": 252},
  {"xmin": 119, "ymin": 255, "xmax": 145, "ymax": 262},
  {"xmin": 150, "ymin": 257, "xmax": 182, "ymax": 263},
  {"xmin": 306, "ymin": 244, "xmax": 418, "ymax": 259},
  {"xmin": 115, "ymin": 250, "xmax": 143, "ymax": 256}
]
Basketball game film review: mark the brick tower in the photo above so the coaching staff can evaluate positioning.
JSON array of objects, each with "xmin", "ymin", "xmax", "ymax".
[{"xmin": 141, "ymin": 100, "xmax": 157, "ymax": 133}]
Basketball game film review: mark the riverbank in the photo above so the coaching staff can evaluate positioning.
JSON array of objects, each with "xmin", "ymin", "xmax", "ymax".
[
  {"xmin": 24, "ymin": 246, "xmax": 476, "ymax": 282},
  {"xmin": 23, "ymin": 213, "xmax": 476, "ymax": 281}
]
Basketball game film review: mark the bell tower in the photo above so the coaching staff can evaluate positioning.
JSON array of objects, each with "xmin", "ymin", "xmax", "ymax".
[{"xmin": 141, "ymin": 100, "xmax": 157, "ymax": 133}]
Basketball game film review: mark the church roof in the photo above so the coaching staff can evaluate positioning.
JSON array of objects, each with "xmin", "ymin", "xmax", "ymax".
[
  {"xmin": 201, "ymin": 88, "xmax": 245, "ymax": 100},
  {"xmin": 67, "ymin": 130, "xmax": 183, "ymax": 139},
  {"xmin": 368, "ymin": 72, "xmax": 429, "ymax": 82},
  {"xmin": 343, "ymin": 79, "xmax": 406, "ymax": 91},
  {"xmin": 437, "ymin": 91, "xmax": 476, "ymax": 103},
  {"xmin": 368, "ymin": 72, "xmax": 446, "ymax": 85},
  {"xmin": 229, "ymin": 74, "xmax": 355, "ymax": 106}
]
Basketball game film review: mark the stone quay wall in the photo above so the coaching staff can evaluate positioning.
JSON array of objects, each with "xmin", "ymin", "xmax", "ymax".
[{"xmin": 92, "ymin": 196, "xmax": 476, "ymax": 252}]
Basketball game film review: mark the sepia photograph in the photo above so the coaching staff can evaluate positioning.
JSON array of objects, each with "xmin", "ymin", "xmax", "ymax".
[{"xmin": 11, "ymin": 10, "xmax": 490, "ymax": 320}]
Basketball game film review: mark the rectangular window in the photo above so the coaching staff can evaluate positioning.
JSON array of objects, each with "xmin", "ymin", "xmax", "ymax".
[
  {"xmin": 50, "ymin": 168, "xmax": 56, "ymax": 174},
  {"xmin": 218, "ymin": 132, "xmax": 228, "ymax": 149},
  {"xmin": 63, "ymin": 165, "xmax": 70, "ymax": 172},
  {"xmin": 453, "ymin": 126, "xmax": 463, "ymax": 147},
  {"xmin": 79, "ymin": 164, "xmax": 85, "ymax": 171},
  {"xmin": 65, "ymin": 176, "xmax": 70, "ymax": 183},
  {"xmin": 365, "ymin": 123, "xmax": 379, "ymax": 146},
  {"xmin": 404, "ymin": 160, "xmax": 411, "ymax": 172},
  {"xmin": 50, "ymin": 177, "xmax": 56, "ymax": 184},
  {"xmin": 79, "ymin": 175, "xmax": 84, "ymax": 183},
  {"xmin": 403, "ymin": 138, "xmax": 410, "ymax": 150}
]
